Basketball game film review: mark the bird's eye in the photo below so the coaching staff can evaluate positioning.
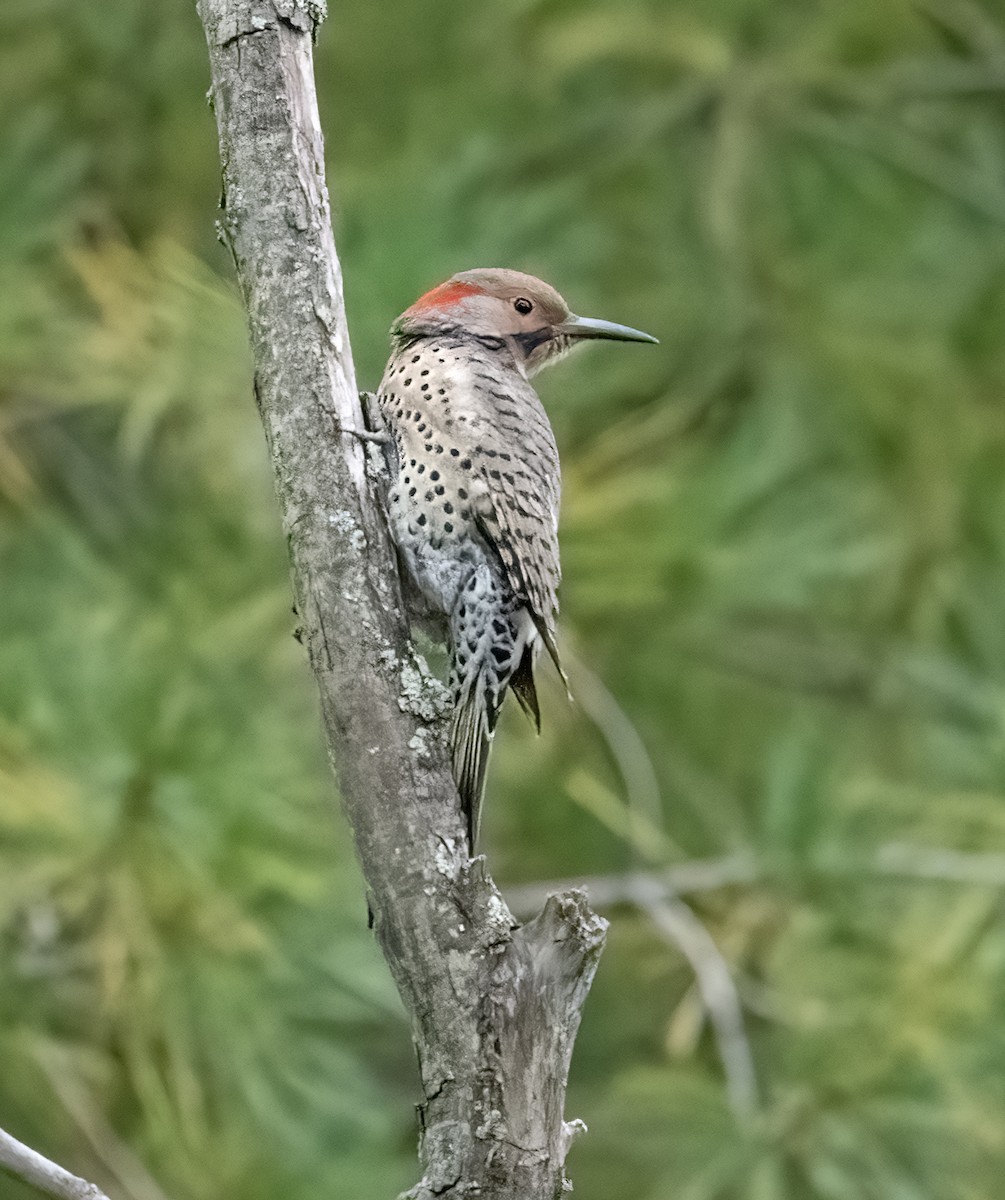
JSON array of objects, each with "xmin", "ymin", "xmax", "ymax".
[{"xmin": 513, "ymin": 297, "xmax": 534, "ymax": 315}]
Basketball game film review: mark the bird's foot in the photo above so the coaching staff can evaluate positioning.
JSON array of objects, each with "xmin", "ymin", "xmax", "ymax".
[
  {"xmin": 340, "ymin": 425, "xmax": 390, "ymax": 445},
  {"xmin": 341, "ymin": 392, "xmax": 391, "ymax": 444}
]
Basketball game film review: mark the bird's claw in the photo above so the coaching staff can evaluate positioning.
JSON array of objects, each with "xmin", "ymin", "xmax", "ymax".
[{"xmin": 341, "ymin": 425, "xmax": 390, "ymax": 445}]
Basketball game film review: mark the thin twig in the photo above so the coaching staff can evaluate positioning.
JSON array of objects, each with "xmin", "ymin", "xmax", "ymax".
[
  {"xmin": 627, "ymin": 876, "xmax": 760, "ymax": 1119},
  {"xmin": 0, "ymin": 1124, "xmax": 110, "ymax": 1200},
  {"xmin": 503, "ymin": 853, "xmax": 757, "ymax": 914},
  {"xmin": 872, "ymin": 842, "xmax": 1005, "ymax": 887}
]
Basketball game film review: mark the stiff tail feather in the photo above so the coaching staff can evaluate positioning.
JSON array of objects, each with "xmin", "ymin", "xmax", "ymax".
[
  {"xmin": 530, "ymin": 613, "xmax": 571, "ymax": 701},
  {"xmin": 450, "ymin": 689, "xmax": 494, "ymax": 849},
  {"xmin": 508, "ymin": 642, "xmax": 541, "ymax": 732}
]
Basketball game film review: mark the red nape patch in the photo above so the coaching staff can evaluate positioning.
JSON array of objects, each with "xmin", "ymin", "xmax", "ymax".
[{"xmin": 408, "ymin": 280, "xmax": 483, "ymax": 313}]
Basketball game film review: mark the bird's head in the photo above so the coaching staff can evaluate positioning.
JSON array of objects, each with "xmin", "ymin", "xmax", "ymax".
[{"xmin": 391, "ymin": 268, "xmax": 657, "ymax": 376}]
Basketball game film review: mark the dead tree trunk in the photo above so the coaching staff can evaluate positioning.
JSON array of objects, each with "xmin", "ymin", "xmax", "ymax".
[{"xmin": 196, "ymin": 3, "xmax": 607, "ymax": 1197}]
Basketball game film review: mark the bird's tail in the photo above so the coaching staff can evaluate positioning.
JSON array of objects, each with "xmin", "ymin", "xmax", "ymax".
[
  {"xmin": 508, "ymin": 641, "xmax": 541, "ymax": 732},
  {"xmin": 449, "ymin": 685, "xmax": 495, "ymax": 849},
  {"xmin": 449, "ymin": 574, "xmax": 545, "ymax": 848},
  {"xmin": 450, "ymin": 640, "xmax": 539, "ymax": 847}
]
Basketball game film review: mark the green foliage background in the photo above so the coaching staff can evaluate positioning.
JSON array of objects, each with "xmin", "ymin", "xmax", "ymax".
[{"xmin": 4, "ymin": 0, "xmax": 1005, "ymax": 1196}]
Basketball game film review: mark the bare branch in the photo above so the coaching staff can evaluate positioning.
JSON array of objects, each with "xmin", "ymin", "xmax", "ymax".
[
  {"xmin": 0, "ymin": 1124, "xmax": 109, "ymax": 1200},
  {"xmin": 872, "ymin": 841, "xmax": 1005, "ymax": 886},
  {"xmin": 505, "ymin": 841, "xmax": 1005, "ymax": 912},
  {"xmin": 503, "ymin": 853, "xmax": 758, "ymax": 914},
  {"xmin": 626, "ymin": 876, "xmax": 760, "ymax": 1120}
]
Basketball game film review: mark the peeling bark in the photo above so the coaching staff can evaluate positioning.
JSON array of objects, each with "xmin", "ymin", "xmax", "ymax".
[{"xmin": 197, "ymin": 4, "xmax": 607, "ymax": 1196}]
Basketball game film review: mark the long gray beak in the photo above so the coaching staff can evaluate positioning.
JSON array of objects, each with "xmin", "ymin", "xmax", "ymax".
[{"xmin": 558, "ymin": 314, "xmax": 659, "ymax": 344}]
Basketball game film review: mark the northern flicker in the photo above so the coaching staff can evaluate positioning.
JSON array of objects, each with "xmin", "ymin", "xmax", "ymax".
[{"xmin": 377, "ymin": 268, "xmax": 657, "ymax": 846}]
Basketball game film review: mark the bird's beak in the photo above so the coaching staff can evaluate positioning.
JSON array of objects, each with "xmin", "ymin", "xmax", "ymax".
[{"xmin": 557, "ymin": 314, "xmax": 659, "ymax": 344}]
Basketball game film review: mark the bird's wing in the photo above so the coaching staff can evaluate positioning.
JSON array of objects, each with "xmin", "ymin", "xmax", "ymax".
[{"xmin": 468, "ymin": 379, "xmax": 564, "ymax": 671}]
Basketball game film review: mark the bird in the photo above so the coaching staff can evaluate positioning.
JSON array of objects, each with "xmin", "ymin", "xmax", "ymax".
[{"xmin": 376, "ymin": 268, "xmax": 657, "ymax": 847}]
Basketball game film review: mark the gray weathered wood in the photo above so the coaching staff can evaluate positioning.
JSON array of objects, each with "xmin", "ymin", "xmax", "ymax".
[
  {"xmin": 196, "ymin": 2, "xmax": 607, "ymax": 1197},
  {"xmin": 0, "ymin": 1125, "xmax": 109, "ymax": 1200}
]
